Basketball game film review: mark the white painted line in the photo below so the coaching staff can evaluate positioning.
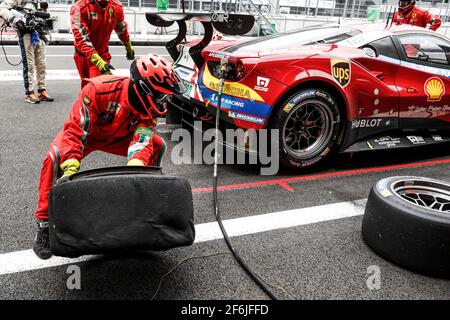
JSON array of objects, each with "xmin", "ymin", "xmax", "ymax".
[
  {"xmin": 0, "ymin": 69, "xmax": 130, "ymax": 81},
  {"xmin": 194, "ymin": 199, "xmax": 366, "ymax": 243},
  {"xmin": 0, "ymin": 199, "xmax": 366, "ymax": 276},
  {"xmin": 0, "ymin": 252, "xmax": 102, "ymax": 276}
]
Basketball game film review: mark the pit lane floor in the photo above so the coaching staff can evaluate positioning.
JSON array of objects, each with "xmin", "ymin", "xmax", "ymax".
[{"xmin": 0, "ymin": 46, "xmax": 449, "ymax": 299}]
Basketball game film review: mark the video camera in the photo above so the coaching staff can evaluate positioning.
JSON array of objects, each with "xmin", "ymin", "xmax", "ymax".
[{"xmin": 10, "ymin": 5, "xmax": 50, "ymax": 43}]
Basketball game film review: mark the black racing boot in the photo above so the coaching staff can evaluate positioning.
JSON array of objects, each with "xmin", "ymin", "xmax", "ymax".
[{"xmin": 33, "ymin": 220, "xmax": 52, "ymax": 259}]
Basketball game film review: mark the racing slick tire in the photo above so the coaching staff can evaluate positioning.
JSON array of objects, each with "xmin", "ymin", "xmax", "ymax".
[
  {"xmin": 271, "ymin": 88, "xmax": 342, "ymax": 169},
  {"xmin": 48, "ymin": 166, "xmax": 195, "ymax": 258},
  {"xmin": 362, "ymin": 176, "xmax": 450, "ymax": 279}
]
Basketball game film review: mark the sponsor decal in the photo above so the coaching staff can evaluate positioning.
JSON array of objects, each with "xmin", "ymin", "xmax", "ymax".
[
  {"xmin": 283, "ymin": 103, "xmax": 294, "ymax": 113},
  {"xmin": 408, "ymin": 105, "xmax": 450, "ymax": 112},
  {"xmin": 352, "ymin": 118, "xmax": 383, "ymax": 129},
  {"xmin": 106, "ymin": 102, "xmax": 120, "ymax": 113},
  {"xmin": 374, "ymin": 136, "xmax": 401, "ymax": 148},
  {"xmin": 73, "ymin": 13, "xmax": 80, "ymax": 27},
  {"xmin": 208, "ymin": 52, "xmax": 229, "ymax": 60},
  {"xmin": 183, "ymin": 81, "xmax": 193, "ymax": 98},
  {"xmin": 331, "ymin": 59, "xmax": 351, "ymax": 88},
  {"xmin": 175, "ymin": 68, "xmax": 191, "ymax": 79},
  {"xmin": 108, "ymin": 7, "xmax": 114, "ymax": 18},
  {"xmin": 424, "ymin": 77, "xmax": 445, "ymax": 102},
  {"xmin": 407, "ymin": 136, "xmax": 426, "ymax": 144},
  {"xmin": 89, "ymin": 12, "xmax": 98, "ymax": 20},
  {"xmin": 202, "ymin": 66, "xmax": 264, "ymax": 102},
  {"xmin": 320, "ymin": 147, "xmax": 331, "ymax": 157},
  {"xmin": 209, "ymin": 93, "xmax": 244, "ymax": 108},
  {"xmin": 290, "ymin": 90, "xmax": 317, "ymax": 104},
  {"xmin": 405, "ymin": 87, "xmax": 417, "ymax": 93},
  {"xmin": 83, "ymin": 95, "xmax": 92, "ymax": 106},
  {"xmin": 100, "ymin": 102, "xmax": 120, "ymax": 122},
  {"xmin": 211, "ymin": 12, "xmax": 229, "ymax": 22},
  {"xmin": 254, "ymin": 76, "xmax": 270, "ymax": 92},
  {"xmin": 228, "ymin": 111, "xmax": 265, "ymax": 125},
  {"xmin": 432, "ymin": 135, "xmax": 443, "ymax": 142}
]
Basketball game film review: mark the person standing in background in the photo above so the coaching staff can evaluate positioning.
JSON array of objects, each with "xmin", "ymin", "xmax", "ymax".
[
  {"xmin": 0, "ymin": 0, "xmax": 54, "ymax": 103},
  {"xmin": 70, "ymin": 0, "xmax": 135, "ymax": 88},
  {"xmin": 393, "ymin": 0, "xmax": 441, "ymax": 31}
]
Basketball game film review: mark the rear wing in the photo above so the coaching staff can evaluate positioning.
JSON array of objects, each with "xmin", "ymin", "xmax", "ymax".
[{"xmin": 145, "ymin": 13, "xmax": 255, "ymax": 69}]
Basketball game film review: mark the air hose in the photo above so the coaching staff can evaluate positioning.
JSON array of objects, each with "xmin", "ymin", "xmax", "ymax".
[
  {"xmin": 0, "ymin": 23, "xmax": 22, "ymax": 66},
  {"xmin": 212, "ymin": 57, "xmax": 278, "ymax": 300}
]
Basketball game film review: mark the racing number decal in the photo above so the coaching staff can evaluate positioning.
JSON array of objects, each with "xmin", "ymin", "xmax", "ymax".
[{"xmin": 331, "ymin": 59, "xmax": 351, "ymax": 88}]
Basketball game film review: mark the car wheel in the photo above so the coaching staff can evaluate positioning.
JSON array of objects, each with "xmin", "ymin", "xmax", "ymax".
[
  {"xmin": 49, "ymin": 166, "xmax": 195, "ymax": 257},
  {"xmin": 362, "ymin": 176, "xmax": 450, "ymax": 279},
  {"xmin": 271, "ymin": 89, "xmax": 342, "ymax": 169}
]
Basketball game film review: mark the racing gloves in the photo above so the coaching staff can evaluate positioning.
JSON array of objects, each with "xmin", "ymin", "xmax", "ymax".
[
  {"xmin": 57, "ymin": 159, "xmax": 80, "ymax": 184},
  {"xmin": 124, "ymin": 40, "xmax": 135, "ymax": 61},
  {"xmin": 127, "ymin": 159, "xmax": 144, "ymax": 166},
  {"xmin": 90, "ymin": 53, "xmax": 115, "ymax": 75}
]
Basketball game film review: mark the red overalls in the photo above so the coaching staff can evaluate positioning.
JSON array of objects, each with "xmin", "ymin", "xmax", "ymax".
[
  {"xmin": 393, "ymin": 6, "xmax": 442, "ymax": 31},
  {"xmin": 34, "ymin": 76, "xmax": 166, "ymax": 220},
  {"xmin": 70, "ymin": 0, "xmax": 130, "ymax": 87}
]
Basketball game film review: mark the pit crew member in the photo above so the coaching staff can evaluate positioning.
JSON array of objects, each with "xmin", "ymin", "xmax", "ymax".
[
  {"xmin": 32, "ymin": 54, "xmax": 185, "ymax": 259},
  {"xmin": 393, "ymin": 0, "xmax": 441, "ymax": 31},
  {"xmin": 70, "ymin": 0, "xmax": 135, "ymax": 88}
]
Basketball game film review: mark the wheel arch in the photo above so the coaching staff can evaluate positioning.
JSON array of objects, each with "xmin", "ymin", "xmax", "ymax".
[
  {"xmin": 267, "ymin": 78, "xmax": 348, "ymax": 126},
  {"xmin": 266, "ymin": 78, "xmax": 349, "ymax": 147}
]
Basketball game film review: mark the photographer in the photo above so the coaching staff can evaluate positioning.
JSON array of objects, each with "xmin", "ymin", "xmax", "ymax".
[{"xmin": 0, "ymin": 0, "xmax": 53, "ymax": 103}]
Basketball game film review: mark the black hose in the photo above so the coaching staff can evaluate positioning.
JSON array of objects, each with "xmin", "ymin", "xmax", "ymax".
[
  {"xmin": 212, "ymin": 60, "xmax": 278, "ymax": 300},
  {"xmin": 0, "ymin": 24, "xmax": 22, "ymax": 66}
]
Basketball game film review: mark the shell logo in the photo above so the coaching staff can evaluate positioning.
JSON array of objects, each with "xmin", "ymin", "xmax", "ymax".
[{"xmin": 424, "ymin": 77, "xmax": 445, "ymax": 102}]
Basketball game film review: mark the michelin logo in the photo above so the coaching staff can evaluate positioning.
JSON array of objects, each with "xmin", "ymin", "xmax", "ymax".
[{"xmin": 228, "ymin": 111, "xmax": 265, "ymax": 124}]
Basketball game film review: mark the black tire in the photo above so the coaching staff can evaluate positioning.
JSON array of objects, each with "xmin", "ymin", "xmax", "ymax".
[
  {"xmin": 271, "ymin": 88, "xmax": 342, "ymax": 169},
  {"xmin": 49, "ymin": 166, "xmax": 195, "ymax": 257},
  {"xmin": 362, "ymin": 176, "xmax": 450, "ymax": 279}
]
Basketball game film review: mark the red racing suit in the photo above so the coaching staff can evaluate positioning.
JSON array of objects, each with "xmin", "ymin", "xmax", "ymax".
[
  {"xmin": 393, "ymin": 6, "xmax": 441, "ymax": 31},
  {"xmin": 70, "ymin": 0, "xmax": 130, "ymax": 87},
  {"xmin": 34, "ymin": 75, "xmax": 166, "ymax": 220}
]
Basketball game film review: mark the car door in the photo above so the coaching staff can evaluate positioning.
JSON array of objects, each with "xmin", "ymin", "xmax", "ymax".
[{"xmin": 394, "ymin": 32, "xmax": 450, "ymax": 130}]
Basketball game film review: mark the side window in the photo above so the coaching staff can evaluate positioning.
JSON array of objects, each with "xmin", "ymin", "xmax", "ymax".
[
  {"xmin": 365, "ymin": 36, "xmax": 399, "ymax": 59},
  {"xmin": 397, "ymin": 34, "xmax": 450, "ymax": 68}
]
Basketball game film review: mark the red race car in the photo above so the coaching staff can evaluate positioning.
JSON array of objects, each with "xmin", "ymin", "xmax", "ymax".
[{"xmin": 147, "ymin": 14, "xmax": 450, "ymax": 169}]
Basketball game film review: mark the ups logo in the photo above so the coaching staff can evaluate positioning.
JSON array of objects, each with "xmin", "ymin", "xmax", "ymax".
[{"xmin": 331, "ymin": 59, "xmax": 351, "ymax": 88}]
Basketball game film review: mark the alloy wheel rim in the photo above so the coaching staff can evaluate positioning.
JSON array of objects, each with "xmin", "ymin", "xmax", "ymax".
[
  {"xmin": 391, "ymin": 179, "xmax": 450, "ymax": 213},
  {"xmin": 282, "ymin": 99, "xmax": 334, "ymax": 160}
]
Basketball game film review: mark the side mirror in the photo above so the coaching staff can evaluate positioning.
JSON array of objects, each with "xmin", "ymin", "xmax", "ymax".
[{"xmin": 418, "ymin": 53, "xmax": 430, "ymax": 61}]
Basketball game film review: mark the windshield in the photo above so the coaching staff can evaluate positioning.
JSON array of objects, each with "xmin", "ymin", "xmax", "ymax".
[{"xmin": 226, "ymin": 27, "xmax": 361, "ymax": 54}]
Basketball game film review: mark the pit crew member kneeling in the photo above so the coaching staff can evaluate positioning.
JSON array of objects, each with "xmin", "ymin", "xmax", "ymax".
[{"xmin": 32, "ymin": 54, "xmax": 185, "ymax": 259}]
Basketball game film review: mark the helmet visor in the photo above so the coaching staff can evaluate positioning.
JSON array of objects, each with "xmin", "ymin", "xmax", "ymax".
[{"xmin": 398, "ymin": 0, "xmax": 412, "ymax": 8}]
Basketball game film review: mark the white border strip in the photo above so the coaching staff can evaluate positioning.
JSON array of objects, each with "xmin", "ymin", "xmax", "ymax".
[{"xmin": 0, "ymin": 199, "xmax": 366, "ymax": 276}]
